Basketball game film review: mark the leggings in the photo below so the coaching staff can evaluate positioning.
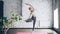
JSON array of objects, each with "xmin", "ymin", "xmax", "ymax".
[
  {"xmin": 25, "ymin": 16, "xmax": 36, "ymax": 31},
  {"xmin": 31, "ymin": 16, "xmax": 36, "ymax": 31}
]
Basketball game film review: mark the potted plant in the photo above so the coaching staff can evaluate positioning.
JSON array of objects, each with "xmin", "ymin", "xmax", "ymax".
[
  {"xmin": 0, "ymin": 11, "xmax": 22, "ymax": 34},
  {"xmin": 3, "ymin": 17, "xmax": 13, "ymax": 34},
  {"xmin": 0, "ymin": 17, "xmax": 10, "ymax": 34}
]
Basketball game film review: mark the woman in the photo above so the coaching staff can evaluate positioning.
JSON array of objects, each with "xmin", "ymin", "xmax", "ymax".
[{"xmin": 25, "ymin": 3, "xmax": 36, "ymax": 31}]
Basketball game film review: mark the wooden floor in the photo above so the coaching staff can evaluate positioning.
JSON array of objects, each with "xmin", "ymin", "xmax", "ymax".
[{"xmin": 7, "ymin": 29, "xmax": 57, "ymax": 34}]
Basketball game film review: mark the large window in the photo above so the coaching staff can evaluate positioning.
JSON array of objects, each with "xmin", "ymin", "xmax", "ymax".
[{"xmin": 53, "ymin": 0, "xmax": 59, "ymax": 29}]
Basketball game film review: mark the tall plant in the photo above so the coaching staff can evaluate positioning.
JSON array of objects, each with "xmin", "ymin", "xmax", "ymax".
[
  {"xmin": 0, "ymin": 17, "xmax": 11, "ymax": 34},
  {"xmin": 0, "ymin": 11, "xmax": 22, "ymax": 34}
]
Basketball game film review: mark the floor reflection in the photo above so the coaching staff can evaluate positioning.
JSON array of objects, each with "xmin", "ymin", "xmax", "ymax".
[{"xmin": 7, "ymin": 29, "xmax": 57, "ymax": 34}]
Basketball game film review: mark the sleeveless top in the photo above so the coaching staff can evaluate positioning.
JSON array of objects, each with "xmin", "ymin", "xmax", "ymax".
[{"xmin": 29, "ymin": 10, "xmax": 35, "ymax": 18}]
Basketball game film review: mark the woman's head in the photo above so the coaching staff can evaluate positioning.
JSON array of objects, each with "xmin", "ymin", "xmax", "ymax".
[
  {"xmin": 29, "ymin": 7, "xmax": 33, "ymax": 12},
  {"xmin": 29, "ymin": 7, "xmax": 33, "ymax": 10},
  {"xmin": 29, "ymin": 7, "xmax": 31, "ymax": 10}
]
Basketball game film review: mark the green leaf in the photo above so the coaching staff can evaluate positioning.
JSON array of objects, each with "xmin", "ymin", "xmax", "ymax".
[
  {"xmin": 19, "ymin": 17, "xmax": 22, "ymax": 20},
  {"xmin": 15, "ymin": 16, "xmax": 17, "ymax": 21},
  {"xmin": 12, "ymin": 14, "xmax": 14, "ymax": 16},
  {"xmin": 3, "ymin": 17, "xmax": 8, "ymax": 23}
]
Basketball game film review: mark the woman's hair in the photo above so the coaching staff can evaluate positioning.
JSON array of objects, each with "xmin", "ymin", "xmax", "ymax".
[
  {"xmin": 29, "ymin": 7, "xmax": 33, "ymax": 12},
  {"xmin": 29, "ymin": 7, "xmax": 34, "ymax": 12},
  {"xmin": 29, "ymin": 7, "xmax": 31, "ymax": 10}
]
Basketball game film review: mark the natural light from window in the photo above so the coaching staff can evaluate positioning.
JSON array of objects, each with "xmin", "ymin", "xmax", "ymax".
[{"xmin": 54, "ymin": 8, "xmax": 59, "ymax": 28}]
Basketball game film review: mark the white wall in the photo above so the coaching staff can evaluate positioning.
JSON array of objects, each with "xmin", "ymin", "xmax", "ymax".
[
  {"xmin": 3, "ymin": 0, "xmax": 53, "ymax": 28},
  {"xmin": 22, "ymin": 0, "xmax": 52, "ymax": 28},
  {"xmin": 3, "ymin": 0, "xmax": 22, "ymax": 18}
]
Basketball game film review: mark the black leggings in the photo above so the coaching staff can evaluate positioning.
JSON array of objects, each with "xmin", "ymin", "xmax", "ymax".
[
  {"xmin": 25, "ymin": 16, "xmax": 36, "ymax": 31},
  {"xmin": 31, "ymin": 16, "xmax": 36, "ymax": 31}
]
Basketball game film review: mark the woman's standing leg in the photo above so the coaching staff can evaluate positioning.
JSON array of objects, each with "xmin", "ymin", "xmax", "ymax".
[{"xmin": 32, "ymin": 17, "xmax": 36, "ymax": 31}]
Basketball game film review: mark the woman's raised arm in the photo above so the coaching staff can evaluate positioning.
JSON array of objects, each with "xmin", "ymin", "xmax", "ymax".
[{"xmin": 25, "ymin": 3, "xmax": 34, "ymax": 10}]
